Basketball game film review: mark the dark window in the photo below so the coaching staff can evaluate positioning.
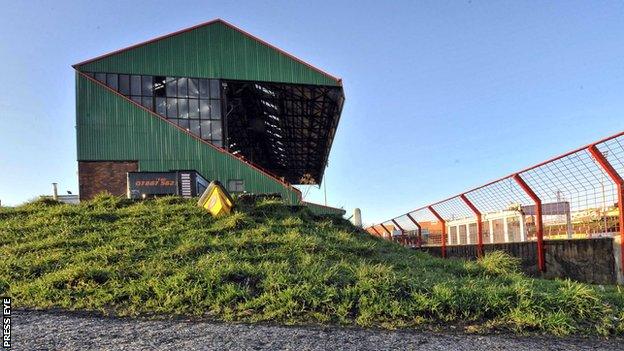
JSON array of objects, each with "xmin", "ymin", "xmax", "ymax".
[
  {"xmin": 190, "ymin": 120, "xmax": 200, "ymax": 136},
  {"xmin": 106, "ymin": 74, "xmax": 118, "ymax": 90},
  {"xmin": 212, "ymin": 140, "xmax": 223, "ymax": 148},
  {"xmin": 210, "ymin": 100, "xmax": 221, "ymax": 119},
  {"xmin": 167, "ymin": 98, "xmax": 178, "ymax": 118},
  {"xmin": 178, "ymin": 78, "xmax": 188, "ymax": 98},
  {"xmin": 95, "ymin": 73, "xmax": 106, "ymax": 83},
  {"xmin": 199, "ymin": 100, "xmax": 210, "ymax": 119},
  {"xmin": 189, "ymin": 99, "xmax": 199, "ymax": 118},
  {"xmin": 188, "ymin": 78, "xmax": 199, "ymax": 98},
  {"xmin": 155, "ymin": 97, "xmax": 166, "ymax": 116},
  {"xmin": 142, "ymin": 76, "xmax": 153, "ymax": 96},
  {"xmin": 177, "ymin": 119, "xmax": 190, "ymax": 130},
  {"xmin": 142, "ymin": 97, "xmax": 153, "ymax": 110},
  {"xmin": 119, "ymin": 75, "xmax": 130, "ymax": 95},
  {"xmin": 201, "ymin": 120, "xmax": 212, "ymax": 139},
  {"xmin": 178, "ymin": 99, "xmax": 189, "ymax": 119},
  {"xmin": 131, "ymin": 96, "xmax": 141, "ymax": 104},
  {"xmin": 166, "ymin": 77, "xmax": 177, "ymax": 97},
  {"xmin": 212, "ymin": 122, "xmax": 223, "ymax": 140},
  {"xmin": 153, "ymin": 76, "xmax": 166, "ymax": 97},
  {"xmin": 130, "ymin": 75, "xmax": 141, "ymax": 95},
  {"xmin": 210, "ymin": 79, "xmax": 220, "ymax": 99},
  {"xmin": 199, "ymin": 79, "xmax": 209, "ymax": 98}
]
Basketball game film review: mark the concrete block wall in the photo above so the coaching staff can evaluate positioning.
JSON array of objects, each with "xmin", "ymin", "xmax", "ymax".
[{"xmin": 421, "ymin": 238, "xmax": 618, "ymax": 285}]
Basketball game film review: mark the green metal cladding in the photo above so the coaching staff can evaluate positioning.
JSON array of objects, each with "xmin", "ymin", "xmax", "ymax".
[
  {"xmin": 75, "ymin": 20, "xmax": 340, "ymax": 86},
  {"xmin": 76, "ymin": 74, "xmax": 301, "ymax": 204}
]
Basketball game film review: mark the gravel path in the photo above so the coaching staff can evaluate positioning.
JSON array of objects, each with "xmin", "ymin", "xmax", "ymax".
[{"xmin": 12, "ymin": 309, "xmax": 623, "ymax": 350}]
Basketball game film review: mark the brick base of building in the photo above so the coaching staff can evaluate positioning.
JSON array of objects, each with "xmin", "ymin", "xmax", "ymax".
[{"xmin": 78, "ymin": 161, "xmax": 138, "ymax": 200}]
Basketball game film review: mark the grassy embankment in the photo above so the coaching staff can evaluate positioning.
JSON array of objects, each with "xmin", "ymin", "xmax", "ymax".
[{"xmin": 1, "ymin": 195, "xmax": 623, "ymax": 336}]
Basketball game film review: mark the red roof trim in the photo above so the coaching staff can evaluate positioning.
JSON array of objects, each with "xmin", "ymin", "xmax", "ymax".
[
  {"xmin": 72, "ymin": 18, "xmax": 342, "ymax": 85},
  {"xmin": 76, "ymin": 70, "xmax": 302, "ymax": 200}
]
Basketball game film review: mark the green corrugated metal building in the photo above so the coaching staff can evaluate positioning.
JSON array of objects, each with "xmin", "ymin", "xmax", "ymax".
[{"xmin": 74, "ymin": 19, "xmax": 345, "ymax": 213}]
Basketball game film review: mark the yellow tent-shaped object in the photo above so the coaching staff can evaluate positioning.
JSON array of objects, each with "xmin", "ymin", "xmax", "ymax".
[{"xmin": 197, "ymin": 181, "xmax": 234, "ymax": 216}]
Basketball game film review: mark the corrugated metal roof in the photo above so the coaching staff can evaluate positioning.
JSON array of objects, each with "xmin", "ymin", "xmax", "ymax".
[{"xmin": 74, "ymin": 19, "xmax": 341, "ymax": 86}]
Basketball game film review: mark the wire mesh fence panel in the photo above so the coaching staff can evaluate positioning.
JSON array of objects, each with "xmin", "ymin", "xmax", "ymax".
[
  {"xmin": 365, "ymin": 131, "xmax": 624, "ymax": 274},
  {"xmin": 596, "ymin": 135, "xmax": 624, "ymax": 236},
  {"xmin": 519, "ymin": 148, "xmax": 619, "ymax": 239},
  {"xmin": 430, "ymin": 197, "xmax": 476, "ymax": 246},
  {"xmin": 390, "ymin": 215, "xmax": 421, "ymax": 247},
  {"xmin": 465, "ymin": 177, "xmax": 533, "ymax": 214},
  {"xmin": 464, "ymin": 177, "xmax": 535, "ymax": 244},
  {"xmin": 407, "ymin": 208, "xmax": 443, "ymax": 246},
  {"xmin": 597, "ymin": 135, "xmax": 624, "ymax": 178},
  {"xmin": 393, "ymin": 214, "xmax": 419, "ymax": 232},
  {"xmin": 430, "ymin": 197, "xmax": 474, "ymax": 222}
]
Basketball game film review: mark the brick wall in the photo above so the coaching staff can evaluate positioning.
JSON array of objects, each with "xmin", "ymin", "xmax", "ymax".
[{"xmin": 78, "ymin": 161, "xmax": 138, "ymax": 200}]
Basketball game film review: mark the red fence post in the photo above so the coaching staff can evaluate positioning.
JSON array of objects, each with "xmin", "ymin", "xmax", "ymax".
[
  {"xmin": 428, "ymin": 206, "xmax": 446, "ymax": 258},
  {"xmin": 380, "ymin": 223, "xmax": 392, "ymax": 237},
  {"xmin": 460, "ymin": 194, "xmax": 483, "ymax": 258},
  {"xmin": 391, "ymin": 219, "xmax": 403, "ymax": 233},
  {"xmin": 406, "ymin": 213, "xmax": 423, "ymax": 247},
  {"xmin": 588, "ymin": 145, "xmax": 624, "ymax": 276},
  {"xmin": 370, "ymin": 226, "xmax": 382, "ymax": 237},
  {"xmin": 391, "ymin": 219, "xmax": 405, "ymax": 245},
  {"xmin": 513, "ymin": 174, "xmax": 545, "ymax": 272}
]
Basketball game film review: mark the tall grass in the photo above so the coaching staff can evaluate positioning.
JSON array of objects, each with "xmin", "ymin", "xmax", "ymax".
[{"xmin": 1, "ymin": 195, "xmax": 623, "ymax": 335}]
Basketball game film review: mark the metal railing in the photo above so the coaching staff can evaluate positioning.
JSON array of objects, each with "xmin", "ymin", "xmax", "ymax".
[{"xmin": 367, "ymin": 131, "xmax": 624, "ymax": 273}]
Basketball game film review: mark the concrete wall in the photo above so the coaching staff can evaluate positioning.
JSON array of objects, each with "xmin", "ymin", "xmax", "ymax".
[{"xmin": 421, "ymin": 238, "xmax": 618, "ymax": 285}]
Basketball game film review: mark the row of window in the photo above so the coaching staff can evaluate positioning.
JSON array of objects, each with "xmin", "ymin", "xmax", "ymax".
[
  {"xmin": 171, "ymin": 118, "xmax": 223, "ymax": 147},
  {"xmin": 87, "ymin": 72, "xmax": 223, "ymax": 120},
  {"xmin": 86, "ymin": 72, "xmax": 225, "ymax": 146},
  {"xmin": 89, "ymin": 73, "xmax": 221, "ymax": 99}
]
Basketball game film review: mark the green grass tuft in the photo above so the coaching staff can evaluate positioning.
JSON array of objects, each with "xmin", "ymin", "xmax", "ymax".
[
  {"xmin": 476, "ymin": 251, "xmax": 521, "ymax": 276},
  {"xmin": 1, "ymin": 196, "xmax": 623, "ymax": 335}
]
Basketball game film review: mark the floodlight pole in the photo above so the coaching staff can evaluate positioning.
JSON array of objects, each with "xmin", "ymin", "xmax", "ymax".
[
  {"xmin": 588, "ymin": 145, "xmax": 624, "ymax": 276},
  {"xmin": 428, "ymin": 206, "xmax": 446, "ymax": 258},
  {"xmin": 460, "ymin": 194, "xmax": 484, "ymax": 258},
  {"xmin": 513, "ymin": 174, "xmax": 545, "ymax": 272},
  {"xmin": 406, "ymin": 213, "xmax": 423, "ymax": 247}
]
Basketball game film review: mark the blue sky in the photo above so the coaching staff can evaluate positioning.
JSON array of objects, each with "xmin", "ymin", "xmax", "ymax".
[{"xmin": 1, "ymin": 1, "xmax": 623, "ymax": 225}]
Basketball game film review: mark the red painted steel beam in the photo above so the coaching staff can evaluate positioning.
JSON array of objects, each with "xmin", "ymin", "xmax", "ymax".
[
  {"xmin": 393, "ymin": 219, "xmax": 410, "ymax": 245},
  {"xmin": 406, "ymin": 213, "xmax": 423, "ymax": 247},
  {"xmin": 391, "ymin": 219, "xmax": 404, "ymax": 232},
  {"xmin": 588, "ymin": 145, "xmax": 624, "ymax": 275},
  {"xmin": 406, "ymin": 213, "xmax": 422, "ymax": 236},
  {"xmin": 513, "ymin": 174, "xmax": 545, "ymax": 272},
  {"xmin": 460, "ymin": 194, "xmax": 484, "ymax": 258},
  {"xmin": 380, "ymin": 223, "xmax": 392, "ymax": 236},
  {"xmin": 370, "ymin": 226, "xmax": 382, "ymax": 237},
  {"xmin": 428, "ymin": 206, "xmax": 446, "ymax": 258}
]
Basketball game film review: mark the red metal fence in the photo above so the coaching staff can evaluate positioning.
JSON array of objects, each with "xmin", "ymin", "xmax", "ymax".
[{"xmin": 366, "ymin": 131, "xmax": 624, "ymax": 273}]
